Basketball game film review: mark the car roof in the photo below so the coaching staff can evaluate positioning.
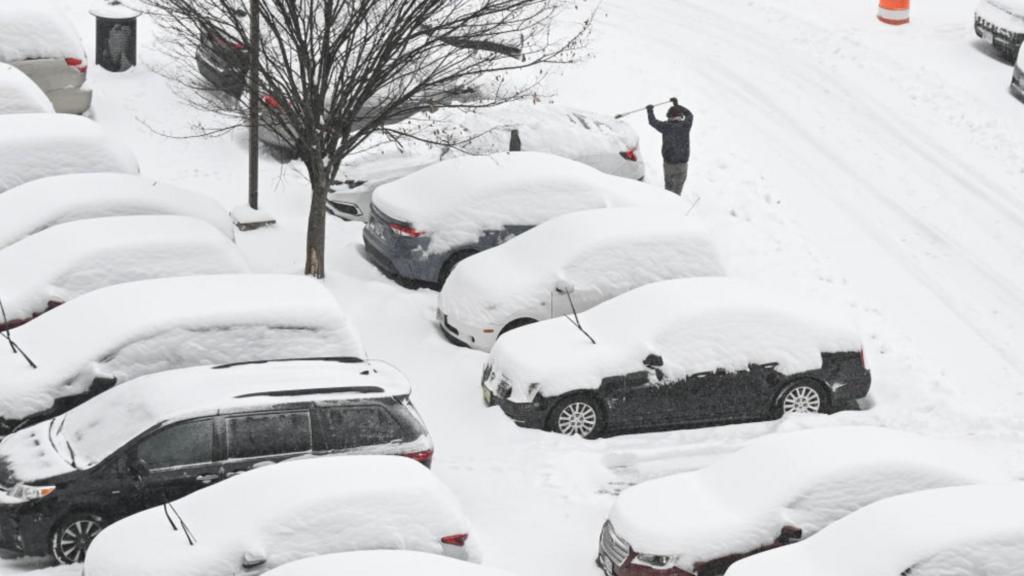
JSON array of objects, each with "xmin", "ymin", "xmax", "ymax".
[{"xmin": 0, "ymin": 0, "xmax": 85, "ymax": 62}]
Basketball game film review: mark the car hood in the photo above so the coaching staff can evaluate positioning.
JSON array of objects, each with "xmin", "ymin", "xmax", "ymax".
[{"xmin": 0, "ymin": 421, "xmax": 76, "ymax": 486}]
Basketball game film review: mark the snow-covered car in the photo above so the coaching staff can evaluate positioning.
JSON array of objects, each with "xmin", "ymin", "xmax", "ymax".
[
  {"xmin": 264, "ymin": 550, "xmax": 513, "ymax": 576},
  {"xmin": 0, "ymin": 62, "xmax": 54, "ymax": 114},
  {"xmin": 0, "ymin": 274, "xmax": 364, "ymax": 433},
  {"xmin": 329, "ymin": 102, "xmax": 647, "ymax": 221},
  {"xmin": 0, "ymin": 0, "xmax": 92, "ymax": 113},
  {"xmin": 438, "ymin": 207, "xmax": 725, "ymax": 351},
  {"xmin": 0, "ymin": 358, "xmax": 432, "ymax": 563},
  {"xmin": 364, "ymin": 152, "xmax": 678, "ymax": 287},
  {"xmin": 975, "ymin": 0, "xmax": 1024, "ymax": 62},
  {"xmin": 1012, "ymin": 47, "xmax": 1024, "ymax": 100},
  {"xmin": 0, "ymin": 173, "xmax": 234, "ymax": 251},
  {"xmin": 0, "ymin": 115, "xmax": 138, "ymax": 194},
  {"xmin": 724, "ymin": 483, "xmax": 1024, "ymax": 576},
  {"xmin": 482, "ymin": 278, "xmax": 870, "ymax": 438},
  {"xmin": 0, "ymin": 215, "xmax": 250, "ymax": 331},
  {"xmin": 84, "ymin": 455, "xmax": 479, "ymax": 576},
  {"xmin": 599, "ymin": 427, "xmax": 1012, "ymax": 576}
]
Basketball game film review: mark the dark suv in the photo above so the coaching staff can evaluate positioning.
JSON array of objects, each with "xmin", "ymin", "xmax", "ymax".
[{"xmin": 0, "ymin": 358, "xmax": 431, "ymax": 564}]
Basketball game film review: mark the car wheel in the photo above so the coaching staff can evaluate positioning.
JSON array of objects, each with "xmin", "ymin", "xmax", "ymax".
[
  {"xmin": 499, "ymin": 318, "xmax": 536, "ymax": 336},
  {"xmin": 51, "ymin": 512, "xmax": 105, "ymax": 564},
  {"xmin": 548, "ymin": 395, "xmax": 605, "ymax": 439},
  {"xmin": 437, "ymin": 251, "xmax": 476, "ymax": 287},
  {"xmin": 776, "ymin": 380, "xmax": 829, "ymax": 417}
]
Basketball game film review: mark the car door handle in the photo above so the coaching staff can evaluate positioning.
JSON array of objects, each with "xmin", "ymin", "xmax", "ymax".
[{"xmin": 196, "ymin": 474, "xmax": 219, "ymax": 483}]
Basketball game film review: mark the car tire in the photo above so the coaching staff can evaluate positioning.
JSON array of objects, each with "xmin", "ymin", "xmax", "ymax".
[
  {"xmin": 437, "ymin": 250, "xmax": 476, "ymax": 287},
  {"xmin": 547, "ymin": 394, "xmax": 606, "ymax": 439},
  {"xmin": 774, "ymin": 380, "xmax": 830, "ymax": 418},
  {"xmin": 51, "ymin": 512, "xmax": 105, "ymax": 564},
  {"xmin": 499, "ymin": 318, "xmax": 537, "ymax": 337}
]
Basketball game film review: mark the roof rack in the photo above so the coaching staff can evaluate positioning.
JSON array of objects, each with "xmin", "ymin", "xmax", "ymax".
[
  {"xmin": 212, "ymin": 356, "xmax": 365, "ymax": 370},
  {"xmin": 234, "ymin": 385, "xmax": 386, "ymax": 399}
]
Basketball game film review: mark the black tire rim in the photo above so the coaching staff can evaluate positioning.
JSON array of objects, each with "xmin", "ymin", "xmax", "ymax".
[{"xmin": 54, "ymin": 518, "xmax": 102, "ymax": 564}]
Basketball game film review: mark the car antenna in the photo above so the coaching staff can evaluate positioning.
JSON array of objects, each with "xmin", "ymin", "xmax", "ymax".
[
  {"xmin": 556, "ymin": 284, "xmax": 596, "ymax": 345},
  {"xmin": 0, "ymin": 297, "xmax": 36, "ymax": 369}
]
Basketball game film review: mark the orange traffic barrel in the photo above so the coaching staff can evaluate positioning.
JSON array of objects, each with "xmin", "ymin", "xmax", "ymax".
[{"xmin": 878, "ymin": 0, "xmax": 909, "ymax": 25}]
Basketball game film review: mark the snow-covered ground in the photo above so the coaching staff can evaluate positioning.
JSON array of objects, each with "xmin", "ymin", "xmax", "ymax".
[{"xmin": 5, "ymin": 0, "xmax": 1024, "ymax": 574}]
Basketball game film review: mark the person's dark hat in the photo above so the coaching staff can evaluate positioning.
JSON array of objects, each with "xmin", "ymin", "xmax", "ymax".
[{"xmin": 667, "ymin": 105, "xmax": 685, "ymax": 118}]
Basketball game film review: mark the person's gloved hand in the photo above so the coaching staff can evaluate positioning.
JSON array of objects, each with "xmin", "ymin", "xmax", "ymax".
[
  {"xmin": 646, "ymin": 104, "xmax": 654, "ymax": 111},
  {"xmin": 670, "ymin": 97, "xmax": 678, "ymax": 105}
]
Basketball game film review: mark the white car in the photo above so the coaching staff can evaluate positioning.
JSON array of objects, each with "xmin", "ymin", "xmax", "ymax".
[
  {"xmin": 0, "ymin": 115, "xmax": 138, "ymax": 193},
  {"xmin": 264, "ymin": 551, "xmax": 512, "ymax": 576},
  {"xmin": 0, "ymin": 62, "xmax": 54, "ymax": 114},
  {"xmin": 84, "ymin": 456, "xmax": 480, "ymax": 576},
  {"xmin": 328, "ymin": 102, "xmax": 646, "ymax": 221},
  {"xmin": 438, "ymin": 207, "xmax": 725, "ymax": 351},
  {"xmin": 974, "ymin": 0, "xmax": 1024, "ymax": 62},
  {"xmin": 0, "ymin": 215, "xmax": 250, "ymax": 330},
  {"xmin": 0, "ymin": 173, "xmax": 234, "ymax": 250},
  {"xmin": 598, "ymin": 427, "xmax": 1012, "ymax": 576},
  {"xmin": 725, "ymin": 483, "xmax": 1024, "ymax": 576},
  {"xmin": 0, "ymin": 274, "xmax": 364, "ymax": 432}
]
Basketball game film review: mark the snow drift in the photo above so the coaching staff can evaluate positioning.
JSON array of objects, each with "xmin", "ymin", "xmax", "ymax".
[
  {"xmin": 0, "ymin": 63, "xmax": 54, "ymax": 114},
  {"xmin": 263, "ymin": 550, "xmax": 512, "ymax": 576}
]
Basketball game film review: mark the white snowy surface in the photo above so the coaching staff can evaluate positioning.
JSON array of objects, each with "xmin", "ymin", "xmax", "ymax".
[
  {"xmin": 487, "ymin": 278, "xmax": 863, "ymax": 401},
  {"xmin": 263, "ymin": 550, "xmax": 513, "ymax": 576},
  {"xmin": 0, "ymin": 359, "xmax": 411, "ymax": 482},
  {"xmin": 85, "ymin": 456, "xmax": 479, "ymax": 576},
  {"xmin": 977, "ymin": 0, "xmax": 1024, "ymax": 32},
  {"xmin": 608, "ymin": 426, "xmax": 1013, "ymax": 572},
  {"xmin": 0, "ymin": 275, "xmax": 364, "ymax": 420},
  {"xmin": 0, "ymin": 115, "xmax": 138, "ymax": 193},
  {"xmin": 372, "ymin": 151, "xmax": 679, "ymax": 253},
  {"xmin": 0, "ymin": 215, "xmax": 249, "ymax": 325},
  {"xmin": 724, "ymin": 483, "xmax": 1024, "ymax": 576},
  {"xmin": 439, "ymin": 207, "xmax": 724, "ymax": 350},
  {"xmin": 0, "ymin": 173, "xmax": 235, "ymax": 250},
  {"xmin": 0, "ymin": 63, "xmax": 54, "ymax": 114},
  {"xmin": 0, "ymin": 0, "xmax": 85, "ymax": 62}
]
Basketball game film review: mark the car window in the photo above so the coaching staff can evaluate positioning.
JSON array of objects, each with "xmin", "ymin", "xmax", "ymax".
[
  {"xmin": 226, "ymin": 411, "xmax": 312, "ymax": 459},
  {"xmin": 136, "ymin": 419, "xmax": 214, "ymax": 470},
  {"xmin": 320, "ymin": 406, "xmax": 407, "ymax": 450}
]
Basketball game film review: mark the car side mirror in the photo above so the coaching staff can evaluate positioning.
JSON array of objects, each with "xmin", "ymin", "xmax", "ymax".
[
  {"xmin": 242, "ymin": 548, "xmax": 268, "ymax": 569},
  {"xmin": 554, "ymin": 280, "xmax": 575, "ymax": 295},
  {"xmin": 777, "ymin": 525, "xmax": 802, "ymax": 544},
  {"xmin": 643, "ymin": 354, "xmax": 664, "ymax": 368},
  {"xmin": 130, "ymin": 458, "xmax": 150, "ymax": 481}
]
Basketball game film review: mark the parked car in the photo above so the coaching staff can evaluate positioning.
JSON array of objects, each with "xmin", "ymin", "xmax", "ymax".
[
  {"xmin": 329, "ymin": 101, "xmax": 646, "ymax": 221},
  {"xmin": 0, "ymin": 115, "xmax": 138, "ymax": 194},
  {"xmin": 195, "ymin": 24, "xmax": 249, "ymax": 96},
  {"xmin": 725, "ymin": 483, "xmax": 1024, "ymax": 576},
  {"xmin": 0, "ymin": 357, "xmax": 431, "ymax": 563},
  {"xmin": 264, "ymin": 551, "xmax": 513, "ymax": 576},
  {"xmin": 0, "ymin": 0, "xmax": 92, "ymax": 113},
  {"xmin": 0, "ymin": 62, "xmax": 54, "ymax": 114},
  {"xmin": 975, "ymin": 0, "xmax": 1024, "ymax": 62},
  {"xmin": 1012, "ymin": 47, "xmax": 1024, "ymax": 100},
  {"xmin": 0, "ymin": 215, "xmax": 250, "ymax": 331},
  {"xmin": 84, "ymin": 455, "xmax": 479, "ymax": 575},
  {"xmin": 438, "ymin": 207, "xmax": 724, "ymax": 351},
  {"xmin": 598, "ymin": 427, "xmax": 1012, "ymax": 576},
  {"xmin": 364, "ymin": 152, "xmax": 677, "ymax": 288},
  {"xmin": 482, "ymin": 278, "xmax": 870, "ymax": 438},
  {"xmin": 0, "ymin": 173, "xmax": 234, "ymax": 250},
  {"xmin": 0, "ymin": 274, "xmax": 364, "ymax": 433}
]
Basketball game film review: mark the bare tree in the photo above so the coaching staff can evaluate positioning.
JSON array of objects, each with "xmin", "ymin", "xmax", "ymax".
[{"xmin": 143, "ymin": 0, "xmax": 592, "ymax": 278}]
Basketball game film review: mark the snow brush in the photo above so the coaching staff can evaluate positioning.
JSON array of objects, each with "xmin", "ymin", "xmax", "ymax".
[{"xmin": 614, "ymin": 98, "xmax": 675, "ymax": 119}]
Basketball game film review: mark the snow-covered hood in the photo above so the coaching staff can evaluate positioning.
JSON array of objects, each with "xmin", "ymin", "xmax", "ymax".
[
  {"xmin": 977, "ymin": 0, "xmax": 1024, "ymax": 30},
  {"xmin": 263, "ymin": 551, "xmax": 502, "ymax": 576},
  {"xmin": 0, "ymin": 63, "xmax": 53, "ymax": 114},
  {"xmin": 0, "ymin": 0, "xmax": 85, "ymax": 62},
  {"xmin": 0, "ymin": 421, "xmax": 75, "ymax": 485}
]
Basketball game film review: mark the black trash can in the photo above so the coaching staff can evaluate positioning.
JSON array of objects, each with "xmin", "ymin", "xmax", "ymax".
[{"xmin": 89, "ymin": 2, "xmax": 141, "ymax": 72}]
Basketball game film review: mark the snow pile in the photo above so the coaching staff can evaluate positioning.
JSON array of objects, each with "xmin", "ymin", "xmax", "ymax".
[
  {"xmin": 85, "ymin": 456, "xmax": 478, "ymax": 576},
  {"xmin": 440, "ymin": 207, "xmax": 724, "ymax": 337},
  {"xmin": 263, "ymin": 550, "xmax": 512, "ymax": 576},
  {"xmin": 0, "ymin": 63, "xmax": 54, "ymax": 114},
  {"xmin": 725, "ymin": 483, "xmax": 1024, "ymax": 576},
  {"xmin": 0, "ymin": 173, "xmax": 234, "ymax": 250},
  {"xmin": 0, "ymin": 275, "xmax": 365, "ymax": 420},
  {"xmin": 976, "ymin": 0, "xmax": 1024, "ymax": 32},
  {"xmin": 372, "ymin": 151, "xmax": 679, "ymax": 253},
  {"xmin": 0, "ymin": 115, "xmax": 138, "ymax": 193},
  {"xmin": 488, "ymin": 278, "xmax": 863, "ymax": 401},
  {"xmin": 0, "ymin": 0, "xmax": 85, "ymax": 62},
  {"xmin": 0, "ymin": 215, "xmax": 249, "ymax": 325},
  {"xmin": 609, "ymin": 427, "xmax": 1013, "ymax": 572}
]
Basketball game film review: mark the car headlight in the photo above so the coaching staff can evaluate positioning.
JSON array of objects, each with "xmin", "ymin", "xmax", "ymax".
[
  {"xmin": 632, "ymin": 553, "xmax": 678, "ymax": 569},
  {"xmin": 9, "ymin": 483, "xmax": 56, "ymax": 501}
]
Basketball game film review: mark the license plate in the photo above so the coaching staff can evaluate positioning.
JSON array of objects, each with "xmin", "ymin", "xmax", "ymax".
[
  {"xmin": 482, "ymin": 387, "xmax": 493, "ymax": 406},
  {"xmin": 981, "ymin": 30, "xmax": 994, "ymax": 43}
]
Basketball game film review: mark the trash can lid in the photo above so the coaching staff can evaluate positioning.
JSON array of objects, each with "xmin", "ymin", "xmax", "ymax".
[{"xmin": 89, "ymin": 1, "xmax": 141, "ymax": 19}]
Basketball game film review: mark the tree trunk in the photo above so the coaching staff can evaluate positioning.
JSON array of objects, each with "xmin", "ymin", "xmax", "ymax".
[{"xmin": 305, "ymin": 162, "xmax": 329, "ymax": 278}]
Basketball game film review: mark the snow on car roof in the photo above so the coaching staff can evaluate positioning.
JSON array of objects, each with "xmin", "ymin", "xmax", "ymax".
[
  {"xmin": 0, "ymin": 63, "xmax": 53, "ymax": 114},
  {"xmin": 263, "ymin": 550, "xmax": 510, "ymax": 576},
  {"xmin": 85, "ymin": 456, "xmax": 475, "ymax": 576},
  {"xmin": 0, "ymin": 115, "xmax": 138, "ymax": 193},
  {"xmin": 0, "ymin": 172, "xmax": 234, "ymax": 250},
  {"xmin": 440, "ymin": 207, "xmax": 724, "ymax": 328},
  {"xmin": 608, "ymin": 426, "xmax": 1012, "ymax": 571},
  {"xmin": 0, "ymin": 274, "xmax": 365, "ymax": 420},
  {"xmin": 372, "ymin": 151, "xmax": 679, "ymax": 253},
  {"xmin": 0, "ymin": 0, "xmax": 85, "ymax": 62},
  {"xmin": 0, "ymin": 215, "xmax": 249, "ymax": 325},
  {"xmin": 725, "ymin": 483, "xmax": 1024, "ymax": 576},
  {"xmin": 488, "ymin": 277, "xmax": 862, "ymax": 400}
]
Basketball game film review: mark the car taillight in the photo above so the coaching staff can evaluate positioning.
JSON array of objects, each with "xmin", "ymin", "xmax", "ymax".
[
  {"xmin": 213, "ymin": 33, "xmax": 245, "ymax": 50},
  {"xmin": 65, "ymin": 57, "xmax": 87, "ymax": 73},
  {"xmin": 262, "ymin": 95, "xmax": 282, "ymax": 109},
  {"xmin": 619, "ymin": 149, "xmax": 638, "ymax": 162},
  {"xmin": 389, "ymin": 223, "xmax": 424, "ymax": 238},
  {"xmin": 402, "ymin": 449, "xmax": 433, "ymax": 466},
  {"xmin": 860, "ymin": 349, "xmax": 868, "ymax": 369},
  {"xmin": 441, "ymin": 533, "xmax": 469, "ymax": 546}
]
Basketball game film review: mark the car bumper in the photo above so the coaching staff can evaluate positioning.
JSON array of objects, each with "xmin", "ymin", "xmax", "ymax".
[
  {"xmin": 437, "ymin": 310, "xmax": 499, "ymax": 350},
  {"xmin": 1012, "ymin": 71, "xmax": 1024, "ymax": 101},
  {"xmin": 0, "ymin": 504, "xmax": 51, "ymax": 558},
  {"xmin": 47, "ymin": 86, "xmax": 92, "ymax": 115},
  {"xmin": 483, "ymin": 384, "xmax": 550, "ymax": 429},
  {"xmin": 195, "ymin": 51, "xmax": 245, "ymax": 95},
  {"xmin": 361, "ymin": 226, "xmax": 440, "ymax": 285},
  {"xmin": 829, "ymin": 372, "xmax": 871, "ymax": 405},
  {"xmin": 597, "ymin": 522, "xmax": 694, "ymax": 576},
  {"xmin": 975, "ymin": 16, "xmax": 1024, "ymax": 56}
]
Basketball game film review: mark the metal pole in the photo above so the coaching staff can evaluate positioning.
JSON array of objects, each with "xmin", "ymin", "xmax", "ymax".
[{"xmin": 247, "ymin": 0, "xmax": 259, "ymax": 210}]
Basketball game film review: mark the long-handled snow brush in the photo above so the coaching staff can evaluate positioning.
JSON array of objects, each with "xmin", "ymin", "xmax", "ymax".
[{"xmin": 614, "ymin": 98, "xmax": 676, "ymax": 119}]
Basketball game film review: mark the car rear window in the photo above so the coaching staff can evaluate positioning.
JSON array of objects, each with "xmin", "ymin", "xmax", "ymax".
[
  {"xmin": 226, "ymin": 411, "xmax": 312, "ymax": 459},
  {"xmin": 319, "ymin": 404, "xmax": 419, "ymax": 450},
  {"xmin": 137, "ymin": 419, "xmax": 214, "ymax": 470}
]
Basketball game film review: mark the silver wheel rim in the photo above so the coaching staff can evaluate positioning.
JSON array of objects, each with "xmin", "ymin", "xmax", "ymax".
[
  {"xmin": 56, "ymin": 519, "xmax": 101, "ymax": 563},
  {"xmin": 782, "ymin": 385, "xmax": 822, "ymax": 414},
  {"xmin": 557, "ymin": 401, "xmax": 598, "ymax": 436}
]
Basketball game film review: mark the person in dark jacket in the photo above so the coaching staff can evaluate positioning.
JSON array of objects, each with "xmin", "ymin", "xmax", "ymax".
[{"xmin": 646, "ymin": 97, "xmax": 693, "ymax": 194}]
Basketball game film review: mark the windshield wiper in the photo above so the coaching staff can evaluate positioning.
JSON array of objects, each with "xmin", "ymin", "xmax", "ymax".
[
  {"xmin": 63, "ymin": 437, "xmax": 77, "ymax": 468},
  {"xmin": 163, "ymin": 501, "xmax": 197, "ymax": 546},
  {"xmin": 0, "ymin": 298, "xmax": 37, "ymax": 369}
]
